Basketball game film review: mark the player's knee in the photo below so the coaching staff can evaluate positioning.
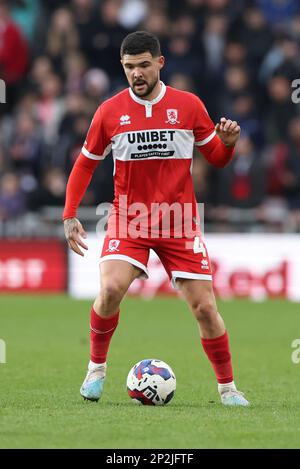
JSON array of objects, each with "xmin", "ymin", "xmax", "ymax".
[
  {"xmin": 192, "ymin": 300, "xmax": 217, "ymax": 323},
  {"xmin": 99, "ymin": 283, "xmax": 125, "ymax": 310}
]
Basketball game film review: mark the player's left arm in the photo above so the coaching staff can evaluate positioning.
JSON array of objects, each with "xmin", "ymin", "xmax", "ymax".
[
  {"xmin": 193, "ymin": 97, "xmax": 240, "ymax": 168},
  {"xmin": 215, "ymin": 117, "xmax": 240, "ymax": 148}
]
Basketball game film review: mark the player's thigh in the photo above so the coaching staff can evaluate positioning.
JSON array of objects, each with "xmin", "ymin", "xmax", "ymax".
[
  {"xmin": 176, "ymin": 278, "xmax": 217, "ymax": 312},
  {"xmin": 100, "ymin": 259, "xmax": 142, "ymax": 295},
  {"xmin": 156, "ymin": 236, "xmax": 213, "ymax": 294}
]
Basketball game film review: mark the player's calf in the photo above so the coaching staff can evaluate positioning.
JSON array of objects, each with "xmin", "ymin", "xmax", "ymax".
[{"xmin": 193, "ymin": 302, "xmax": 225, "ymax": 338}]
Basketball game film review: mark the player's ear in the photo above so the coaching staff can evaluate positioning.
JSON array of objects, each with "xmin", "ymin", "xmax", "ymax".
[{"xmin": 158, "ymin": 56, "xmax": 165, "ymax": 70}]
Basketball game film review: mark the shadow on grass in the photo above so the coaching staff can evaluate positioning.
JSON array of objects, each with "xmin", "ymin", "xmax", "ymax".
[{"xmin": 88, "ymin": 400, "xmax": 221, "ymax": 409}]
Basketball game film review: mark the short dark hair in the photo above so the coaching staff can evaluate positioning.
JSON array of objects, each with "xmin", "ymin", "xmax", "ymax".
[{"xmin": 120, "ymin": 31, "xmax": 161, "ymax": 58}]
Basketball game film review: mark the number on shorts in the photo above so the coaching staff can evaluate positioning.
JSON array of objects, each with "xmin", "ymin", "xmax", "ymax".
[{"xmin": 193, "ymin": 236, "xmax": 207, "ymax": 257}]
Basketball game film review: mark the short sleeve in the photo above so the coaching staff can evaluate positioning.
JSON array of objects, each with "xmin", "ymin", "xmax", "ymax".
[
  {"xmin": 193, "ymin": 97, "xmax": 216, "ymax": 147},
  {"xmin": 81, "ymin": 106, "xmax": 111, "ymax": 161}
]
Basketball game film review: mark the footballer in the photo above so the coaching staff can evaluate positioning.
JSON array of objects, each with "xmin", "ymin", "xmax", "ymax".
[{"xmin": 63, "ymin": 31, "xmax": 249, "ymax": 406}]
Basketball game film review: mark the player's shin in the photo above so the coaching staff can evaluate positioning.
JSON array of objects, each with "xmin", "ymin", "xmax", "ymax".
[
  {"xmin": 201, "ymin": 330, "xmax": 249, "ymax": 406},
  {"xmin": 90, "ymin": 307, "xmax": 120, "ymax": 366},
  {"xmin": 201, "ymin": 330, "xmax": 234, "ymax": 385}
]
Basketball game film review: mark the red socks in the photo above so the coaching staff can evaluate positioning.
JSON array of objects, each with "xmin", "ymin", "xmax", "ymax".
[
  {"xmin": 201, "ymin": 331, "xmax": 233, "ymax": 384},
  {"xmin": 90, "ymin": 307, "xmax": 119, "ymax": 364},
  {"xmin": 89, "ymin": 307, "xmax": 233, "ymax": 385}
]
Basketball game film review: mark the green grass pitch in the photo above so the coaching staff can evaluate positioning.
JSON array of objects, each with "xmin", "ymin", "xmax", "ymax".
[{"xmin": 1, "ymin": 294, "xmax": 300, "ymax": 449}]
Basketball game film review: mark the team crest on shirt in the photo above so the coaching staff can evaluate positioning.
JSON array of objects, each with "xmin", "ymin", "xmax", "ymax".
[
  {"xmin": 106, "ymin": 240, "xmax": 120, "ymax": 252},
  {"xmin": 165, "ymin": 109, "xmax": 180, "ymax": 125}
]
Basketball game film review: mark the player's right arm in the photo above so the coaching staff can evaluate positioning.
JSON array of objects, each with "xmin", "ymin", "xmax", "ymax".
[{"xmin": 63, "ymin": 105, "xmax": 111, "ymax": 256}]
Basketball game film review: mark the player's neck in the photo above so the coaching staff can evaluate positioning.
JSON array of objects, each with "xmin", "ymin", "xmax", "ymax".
[{"xmin": 140, "ymin": 80, "xmax": 162, "ymax": 102}]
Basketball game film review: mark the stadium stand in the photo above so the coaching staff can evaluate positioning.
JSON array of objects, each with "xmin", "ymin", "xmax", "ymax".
[{"xmin": 1, "ymin": 0, "xmax": 300, "ymax": 236}]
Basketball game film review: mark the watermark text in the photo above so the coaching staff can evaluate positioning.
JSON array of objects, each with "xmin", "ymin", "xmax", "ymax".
[
  {"xmin": 291, "ymin": 79, "xmax": 300, "ymax": 103},
  {"xmin": 0, "ymin": 339, "xmax": 6, "ymax": 363},
  {"xmin": 291, "ymin": 339, "xmax": 300, "ymax": 364},
  {"xmin": 95, "ymin": 197, "xmax": 205, "ymax": 241},
  {"xmin": 0, "ymin": 79, "xmax": 6, "ymax": 103}
]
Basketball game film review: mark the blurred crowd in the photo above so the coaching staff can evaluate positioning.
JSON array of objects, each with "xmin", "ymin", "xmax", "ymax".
[{"xmin": 1, "ymin": 0, "xmax": 300, "ymax": 232}]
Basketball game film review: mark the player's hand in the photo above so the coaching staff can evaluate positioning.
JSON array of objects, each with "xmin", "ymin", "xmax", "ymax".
[
  {"xmin": 64, "ymin": 217, "xmax": 88, "ymax": 257},
  {"xmin": 215, "ymin": 117, "xmax": 241, "ymax": 147}
]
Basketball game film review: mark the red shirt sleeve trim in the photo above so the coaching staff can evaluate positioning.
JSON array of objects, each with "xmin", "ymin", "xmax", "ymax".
[{"xmin": 196, "ymin": 134, "xmax": 235, "ymax": 168}]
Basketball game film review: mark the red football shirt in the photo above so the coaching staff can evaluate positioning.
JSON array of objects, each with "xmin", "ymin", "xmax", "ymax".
[{"xmin": 80, "ymin": 82, "xmax": 219, "ymax": 237}]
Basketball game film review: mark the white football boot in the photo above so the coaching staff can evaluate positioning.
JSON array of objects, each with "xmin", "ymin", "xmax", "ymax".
[
  {"xmin": 218, "ymin": 382, "xmax": 249, "ymax": 407},
  {"xmin": 80, "ymin": 362, "xmax": 106, "ymax": 402}
]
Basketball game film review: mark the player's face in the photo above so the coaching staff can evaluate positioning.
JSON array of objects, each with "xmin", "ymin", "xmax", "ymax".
[{"xmin": 121, "ymin": 52, "xmax": 165, "ymax": 99}]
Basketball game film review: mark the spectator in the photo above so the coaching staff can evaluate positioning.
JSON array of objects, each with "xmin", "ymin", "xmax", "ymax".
[
  {"xmin": 35, "ymin": 73, "xmax": 65, "ymax": 143},
  {"xmin": 56, "ymin": 91, "xmax": 89, "ymax": 138},
  {"xmin": 224, "ymin": 41, "xmax": 248, "ymax": 67},
  {"xmin": 0, "ymin": 0, "xmax": 300, "ymax": 233},
  {"xmin": 168, "ymin": 73, "xmax": 197, "ymax": 93},
  {"xmin": 231, "ymin": 6, "xmax": 273, "ymax": 72},
  {"xmin": 0, "ymin": 0, "xmax": 29, "ymax": 109},
  {"xmin": 8, "ymin": 111, "xmax": 44, "ymax": 178},
  {"xmin": 164, "ymin": 34, "xmax": 203, "ymax": 85},
  {"xmin": 42, "ymin": 0, "xmax": 71, "ymax": 14},
  {"xmin": 259, "ymin": 35, "xmax": 300, "ymax": 83},
  {"xmin": 201, "ymin": 12, "xmax": 228, "ymax": 111},
  {"xmin": 28, "ymin": 167, "xmax": 67, "ymax": 210},
  {"xmin": 264, "ymin": 74, "xmax": 298, "ymax": 144},
  {"xmin": 71, "ymin": 0, "xmax": 97, "ymax": 63},
  {"xmin": 231, "ymin": 94, "xmax": 264, "ymax": 148},
  {"xmin": 29, "ymin": 56, "xmax": 54, "ymax": 89},
  {"xmin": 192, "ymin": 153, "xmax": 211, "ymax": 203},
  {"xmin": 0, "ymin": 147, "xmax": 5, "ymax": 178},
  {"xmin": 79, "ymin": 0, "xmax": 128, "ymax": 83},
  {"xmin": 0, "ymin": 172, "xmax": 26, "ymax": 220},
  {"xmin": 46, "ymin": 7, "xmax": 79, "ymax": 72},
  {"xmin": 256, "ymin": 0, "xmax": 300, "ymax": 26},
  {"xmin": 281, "ymin": 117, "xmax": 300, "ymax": 230},
  {"xmin": 218, "ymin": 65, "xmax": 252, "ymax": 117},
  {"xmin": 214, "ymin": 135, "xmax": 266, "ymax": 210},
  {"xmin": 140, "ymin": 4, "xmax": 170, "ymax": 47},
  {"xmin": 118, "ymin": 0, "xmax": 148, "ymax": 30},
  {"xmin": 203, "ymin": 14, "xmax": 228, "ymax": 74},
  {"xmin": 83, "ymin": 68, "xmax": 110, "ymax": 111},
  {"xmin": 11, "ymin": 0, "xmax": 40, "ymax": 43},
  {"xmin": 64, "ymin": 51, "xmax": 88, "ymax": 94},
  {"xmin": 53, "ymin": 111, "xmax": 91, "ymax": 172}
]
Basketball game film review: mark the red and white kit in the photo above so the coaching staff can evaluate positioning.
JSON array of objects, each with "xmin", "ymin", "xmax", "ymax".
[{"xmin": 63, "ymin": 82, "xmax": 234, "ymax": 285}]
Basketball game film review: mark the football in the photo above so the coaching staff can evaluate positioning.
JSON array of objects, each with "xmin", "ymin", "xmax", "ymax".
[{"xmin": 126, "ymin": 359, "xmax": 176, "ymax": 405}]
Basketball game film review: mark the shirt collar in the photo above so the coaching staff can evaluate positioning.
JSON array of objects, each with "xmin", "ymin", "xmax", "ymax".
[{"xmin": 129, "ymin": 81, "xmax": 166, "ymax": 106}]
